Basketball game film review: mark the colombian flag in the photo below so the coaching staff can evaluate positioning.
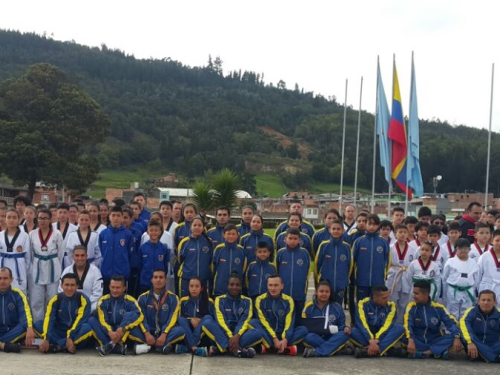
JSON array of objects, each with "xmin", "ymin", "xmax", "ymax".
[{"xmin": 388, "ymin": 62, "xmax": 412, "ymax": 199}]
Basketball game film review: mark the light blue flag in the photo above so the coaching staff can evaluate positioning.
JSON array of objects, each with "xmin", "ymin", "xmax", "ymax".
[
  {"xmin": 376, "ymin": 60, "xmax": 391, "ymax": 184},
  {"xmin": 407, "ymin": 55, "xmax": 424, "ymax": 197}
]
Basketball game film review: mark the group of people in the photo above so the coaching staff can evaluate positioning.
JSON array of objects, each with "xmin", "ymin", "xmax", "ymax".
[{"xmin": 0, "ymin": 195, "xmax": 499, "ymax": 363}]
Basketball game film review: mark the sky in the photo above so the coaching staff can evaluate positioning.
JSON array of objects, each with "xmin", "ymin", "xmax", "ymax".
[{"xmin": 1, "ymin": 0, "xmax": 500, "ymax": 131}]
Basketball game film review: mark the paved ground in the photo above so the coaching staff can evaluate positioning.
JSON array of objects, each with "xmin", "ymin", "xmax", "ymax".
[{"xmin": 0, "ymin": 349, "xmax": 494, "ymax": 375}]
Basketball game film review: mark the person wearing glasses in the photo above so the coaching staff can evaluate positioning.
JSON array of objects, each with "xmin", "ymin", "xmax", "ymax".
[{"xmin": 29, "ymin": 209, "xmax": 64, "ymax": 321}]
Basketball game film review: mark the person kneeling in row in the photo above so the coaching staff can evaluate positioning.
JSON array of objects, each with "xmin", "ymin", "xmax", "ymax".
[
  {"xmin": 460, "ymin": 289, "xmax": 500, "ymax": 363},
  {"xmin": 0, "ymin": 267, "xmax": 35, "ymax": 353},
  {"xmin": 350, "ymin": 285, "xmax": 406, "ymax": 358},
  {"xmin": 404, "ymin": 280, "xmax": 462, "ymax": 359},
  {"xmin": 302, "ymin": 280, "xmax": 353, "ymax": 357},
  {"xmin": 135, "ymin": 269, "xmax": 186, "ymax": 355},
  {"xmin": 35, "ymin": 273, "xmax": 93, "ymax": 353},
  {"xmin": 89, "ymin": 275, "xmax": 145, "ymax": 355},
  {"xmin": 250, "ymin": 274, "xmax": 307, "ymax": 356}
]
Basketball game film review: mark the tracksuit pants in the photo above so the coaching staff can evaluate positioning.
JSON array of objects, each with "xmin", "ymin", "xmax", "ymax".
[
  {"xmin": 304, "ymin": 332, "xmax": 351, "ymax": 356},
  {"xmin": 178, "ymin": 316, "xmax": 218, "ymax": 348},
  {"xmin": 134, "ymin": 326, "xmax": 186, "ymax": 347},
  {"xmin": 0, "ymin": 323, "xmax": 26, "ymax": 343},
  {"xmin": 34, "ymin": 320, "xmax": 93, "ymax": 347},
  {"xmin": 466, "ymin": 339, "xmax": 500, "ymax": 363},
  {"xmin": 88, "ymin": 316, "xmax": 144, "ymax": 346},
  {"xmin": 350, "ymin": 324, "xmax": 405, "ymax": 355},
  {"xmin": 249, "ymin": 318, "xmax": 307, "ymax": 348}
]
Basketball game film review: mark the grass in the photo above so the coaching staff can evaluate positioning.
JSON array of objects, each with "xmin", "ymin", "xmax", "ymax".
[
  {"xmin": 263, "ymin": 228, "xmax": 276, "ymax": 237},
  {"xmin": 86, "ymin": 169, "xmax": 154, "ymax": 199},
  {"xmin": 255, "ymin": 174, "xmax": 287, "ymax": 197},
  {"xmin": 311, "ymin": 181, "xmax": 371, "ymax": 195}
]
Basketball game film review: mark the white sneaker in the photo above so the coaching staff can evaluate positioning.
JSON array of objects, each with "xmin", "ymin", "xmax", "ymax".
[{"xmin": 134, "ymin": 344, "xmax": 151, "ymax": 355}]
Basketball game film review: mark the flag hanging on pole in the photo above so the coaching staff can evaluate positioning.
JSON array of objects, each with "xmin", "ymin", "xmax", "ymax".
[
  {"xmin": 376, "ymin": 58, "xmax": 391, "ymax": 184},
  {"xmin": 388, "ymin": 59, "xmax": 412, "ymax": 199},
  {"xmin": 407, "ymin": 53, "xmax": 424, "ymax": 197}
]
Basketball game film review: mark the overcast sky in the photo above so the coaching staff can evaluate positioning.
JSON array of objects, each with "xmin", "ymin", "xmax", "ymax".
[{"xmin": 2, "ymin": 0, "xmax": 499, "ymax": 131}]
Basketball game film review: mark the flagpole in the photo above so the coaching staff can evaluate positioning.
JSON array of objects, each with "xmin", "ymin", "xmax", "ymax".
[
  {"xmin": 354, "ymin": 76, "xmax": 363, "ymax": 208},
  {"xmin": 404, "ymin": 53, "xmax": 413, "ymax": 214},
  {"xmin": 388, "ymin": 55, "xmax": 395, "ymax": 218},
  {"xmin": 339, "ymin": 78, "xmax": 348, "ymax": 210},
  {"xmin": 371, "ymin": 59, "xmax": 379, "ymax": 214},
  {"xmin": 485, "ymin": 62, "xmax": 495, "ymax": 209}
]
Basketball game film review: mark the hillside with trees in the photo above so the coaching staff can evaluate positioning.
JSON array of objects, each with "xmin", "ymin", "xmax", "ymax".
[{"xmin": 0, "ymin": 29, "xmax": 498, "ymax": 196}]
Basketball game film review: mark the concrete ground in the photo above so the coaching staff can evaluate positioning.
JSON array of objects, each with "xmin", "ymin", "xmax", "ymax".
[{"xmin": 0, "ymin": 348, "xmax": 494, "ymax": 375}]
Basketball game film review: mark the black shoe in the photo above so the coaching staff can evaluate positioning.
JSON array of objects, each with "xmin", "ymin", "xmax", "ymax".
[
  {"xmin": 337, "ymin": 345, "xmax": 355, "ymax": 356},
  {"xmin": 96, "ymin": 342, "xmax": 115, "ymax": 356},
  {"xmin": 162, "ymin": 345, "xmax": 173, "ymax": 355},
  {"xmin": 354, "ymin": 347, "xmax": 369, "ymax": 359},
  {"xmin": 236, "ymin": 347, "xmax": 256, "ymax": 358},
  {"xmin": 111, "ymin": 344, "xmax": 126, "ymax": 355},
  {"xmin": 209, "ymin": 346, "xmax": 221, "ymax": 356},
  {"xmin": 387, "ymin": 347, "xmax": 407, "ymax": 358},
  {"xmin": 3, "ymin": 343, "xmax": 21, "ymax": 353},
  {"xmin": 303, "ymin": 348, "xmax": 317, "ymax": 358}
]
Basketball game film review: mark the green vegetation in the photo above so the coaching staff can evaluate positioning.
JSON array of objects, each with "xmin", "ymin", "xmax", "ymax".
[{"xmin": 256, "ymin": 174, "xmax": 287, "ymax": 197}]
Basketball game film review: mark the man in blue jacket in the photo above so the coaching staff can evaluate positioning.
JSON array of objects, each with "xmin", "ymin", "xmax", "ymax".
[
  {"xmin": 276, "ymin": 228, "xmax": 311, "ymax": 322},
  {"xmin": 460, "ymin": 289, "xmax": 500, "ymax": 363},
  {"xmin": 136, "ymin": 269, "xmax": 185, "ymax": 355},
  {"xmin": 250, "ymin": 275, "xmax": 307, "ymax": 356},
  {"xmin": 89, "ymin": 275, "xmax": 145, "ymax": 356},
  {"xmin": 404, "ymin": 280, "xmax": 462, "ymax": 359},
  {"xmin": 35, "ymin": 273, "xmax": 93, "ymax": 353},
  {"xmin": 99, "ymin": 206, "xmax": 136, "ymax": 294},
  {"xmin": 207, "ymin": 206, "xmax": 231, "ymax": 248},
  {"xmin": 0, "ymin": 267, "xmax": 35, "ymax": 353},
  {"xmin": 351, "ymin": 285, "xmax": 406, "ymax": 358},
  {"xmin": 274, "ymin": 200, "xmax": 315, "ymax": 240}
]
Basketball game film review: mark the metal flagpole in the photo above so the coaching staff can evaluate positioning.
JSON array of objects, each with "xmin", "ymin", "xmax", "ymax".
[
  {"xmin": 371, "ymin": 65, "xmax": 378, "ymax": 214},
  {"xmin": 354, "ymin": 77, "xmax": 363, "ymax": 208},
  {"xmin": 387, "ymin": 55, "xmax": 395, "ymax": 218},
  {"xmin": 339, "ymin": 79, "xmax": 348, "ymax": 210},
  {"xmin": 485, "ymin": 63, "xmax": 495, "ymax": 209},
  {"xmin": 404, "ymin": 53, "xmax": 412, "ymax": 214}
]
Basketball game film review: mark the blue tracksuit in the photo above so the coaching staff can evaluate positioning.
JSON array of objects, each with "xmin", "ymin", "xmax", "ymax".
[
  {"xmin": 177, "ymin": 234, "xmax": 214, "ymax": 297},
  {"xmin": 315, "ymin": 237, "xmax": 352, "ymax": 304},
  {"xmin": 207, "ymin": 223, "xmax": 226, "ymax": 249},
  {"xmin": 250, "ymin": 292, "xmax": 307, "ymax": 348},
  {"xmin": 207, "ymin": 294, "xmax": 262, "ymax": 351},
  {"xmin": 460, "ymin": 304, "xmax": 500, "ymax": 362},
  {"xmin": 132, "ymin": 220, "xmax": 147, "ymax": 235},
  {"xmin": 136, "ymin": 290, "xmax": 185, "ymax": 346},
  {"xmin": 302, "ymin": 298, "xmax": 350, "ymax": 356},
  {"xmin": 34, "ymin": 292, "xmax": 92, "ymax": 347},
  {"xmin": 212, "ymin": 242, "xmax": 247, "ymax": 297},
  {"xmin": 139, "ymin": 241, "xmax": 170, "ymax": 289},
  {"xmin": 274, "ymin": 220, "xmax": 315, "ymax": 241},
  {"xmin": 245, "ymin": 259, "xmax": 277, "ymax": 298},
  {"xmin": 174, "ymin": 221, "xmax": 192, "ymax": 249},
  {"xmin": 276, "ymin": 232, "xmax": 312, "ymax": 258},
  {"xmin": 99, "ymin": 225, "xmax": 135, "ymax": 279},
  {"xmin": 347, "ymin": 229, "xmax": 365, "ymax": 246},
  {"xmin": 352, "ymin": 231, "xmax": 390, "ymax": 301},
  {"xmin": 237, "ymin": 221, "xmax": 251, "ymax": 237},
  {"xmin": 276, "ymin": 246, "xmax": 311, "ymax": 305},
  {"xmin": 239, "ymin": 229, "xmax": 275, "ymax": 263},
  {"xmin": 0, "ymin": 287, "xmax": 32, "ymax": 344},
  {"xmin": 404, "ymin": 300, "xmax": 459, "ymax": 357},
  {"xmin": 178, "ymin": 296, "xmax": 216, "ymax": 347},
  {"xmin": 89, "ymin": 293, "xmax": 144, "ymax": 345},
  {"xmin": 351, "ymin": 297, "xmax": 405, "ymax": 355}
]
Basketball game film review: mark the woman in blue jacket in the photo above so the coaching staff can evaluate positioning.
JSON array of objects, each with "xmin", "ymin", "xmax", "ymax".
[
  {"xmin": 302, "ymin": 280, "xmax": 352, "ymax": 357},
  {"xmin": 239, "ymin": 214, "xmax": 275, "ymax": 263}
]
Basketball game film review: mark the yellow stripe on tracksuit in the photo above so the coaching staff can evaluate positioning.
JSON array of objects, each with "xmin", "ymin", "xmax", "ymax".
[
  {"xmin": 215, "ymin": 295, "xmax": 235, "ymax": 338},
  {"xmin": 301, "ymin": 301, "xmax": 314, "ymax": 319},
  {"xmin": 67, "ymin": 295, "xmax": 88, "ymax": 338},
  {"xmin": 281, "ymin": 294, "xmax": 295, "ymax": 340},
  {"xmin": 97, "ymin": 295, "xmax": 113, "ymax": 332},
  {"xmin": 12, "ymin": 287, "xmax": 33, "ymax": 328},
  {"xmin": 459, "ymin": 306, "xmax": 474, "ymax": 345},
  {"xmin": 163, "ymin": 293, "xmax": 181, "ymax": 334},
  {"xmin": 403, "ymin": 302, "xmax": 416, "ymax": 339},
  {"xmin": 376, "ymin": 301, "xmax": 397, "ymax": 340},
  {"xmin": 255, "ymin": 294, "xmax": 277, "ymax": 340},
  {"xmin": 357, "ymin": 298, "xmax": 375, "ymax": 340},
  {"xmin": 123, "ymin": 295, "xmax": 144, "ymax": 330},
  {"xmin": 42, "ymin": 295, "xmax": 59, "ymax": 340},
  {"xmin": 237, "ymin": 296, "xmax": 253, "ymax": 336}
]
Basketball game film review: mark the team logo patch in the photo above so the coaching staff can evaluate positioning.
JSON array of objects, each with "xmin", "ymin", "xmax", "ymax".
[
  {"xmin": 17, "ymin": 246, "xmax": 23, "ymax": 253},
  {"xmin": 234, "ymin": 258, "xmax": 241, "ymax": 265},
  {"xmin": 301, "ymin": 229, "xmax": 307, "ymax": 234},
  {"xmin": 189, "ymin": 248, "xmax": 196, "ymax": 252},
  {"xmin": 119, "ymin": 309, "xmax": 125, "ymax": 315},
  {"xmin": 340, "ymin": 254, "xmax": 347, "ymax": 262},
  {"xmin": 7, "ymin": 302, "xmax": 15, "ymax": 311},
  {"xmin": 297, "ymin": 259, "xmax": 304, "ymax": 266},
  {"xmin": 120, "ymin": 239, "xmax": 125, "ymax": 246},
  {"xmin": 238, "ymin": 307, "xmax": 244, "ymax": 314},
  {"xmin": 431, "ymin": 317, "xmax": 439, "ymax": 325},
  {"xmin": 278, "ymin": 309, "xmax": 285, "ymax": 317},
  {"xmin": 470, "ymin": 254, "xmax": 477, "ymax": 258},
  {"xmin": 299, "ymin": 239, "xmax": 304, "ymax": 246},
  {"xmin": 282, "ymin": 261, "xmax": 288, "ymax": 265},
  {"xmin": 202, "ymin": 246, "xmax": 210, "ymax": 253},
  {"xmin": 409, "ymin": 255, "xmax": 414, "ymax": 262},
  {"xmin": 379, "ymin": 312, "xmax": 386, "ymax": 319},
  {"xmin": 220, "ymin": 259, "xmax": 226, "ymax": 263},
  {"xmin": 376, "ymin": 246, "xmax": 384, "ymax": 254},
  {"xmin": 325, "ymin": 255, "xmax": 331, "ymax": 259},
  {"xmin": 264, "ymin": 273, "xmax": 271, "ymax": 279},
  {"xmin": 158, "ymin": 255, "xmax": 164, "ymax": 261},
  {"xmin": 399, "ymin": 260, "xmax": 404, "ymax": 265},
  {"xmin": 430, "ymin": 271, "xmax": 436, "ymax": 277},
  {"xmin": 329, "ymin": 314, "xmax": 336, "ymax": 323},
  {"xmin": 490, "ymin": 320, "xmax": 497, "ymax": 328},
  {"xmin": 162, "ymin": 304, "xmax": 169, "ymax": 311}
]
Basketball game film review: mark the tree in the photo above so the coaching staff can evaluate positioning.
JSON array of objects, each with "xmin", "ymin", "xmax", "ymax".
[
  {"xmin": 192, "ymin": 182, "xmax": 214, "ymax": 214},
  {"xmin": 0, "ymin": 63, "xmax": 110, "ymax": 198},
  {"xmin": 212, "ymin": 168, "xmax": 241, "ymax": 209}
]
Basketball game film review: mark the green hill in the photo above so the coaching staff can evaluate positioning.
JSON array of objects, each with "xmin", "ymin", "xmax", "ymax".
[{"xmin": 1, "ymin": 29, "xmax": 499, "ymax": 196}]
